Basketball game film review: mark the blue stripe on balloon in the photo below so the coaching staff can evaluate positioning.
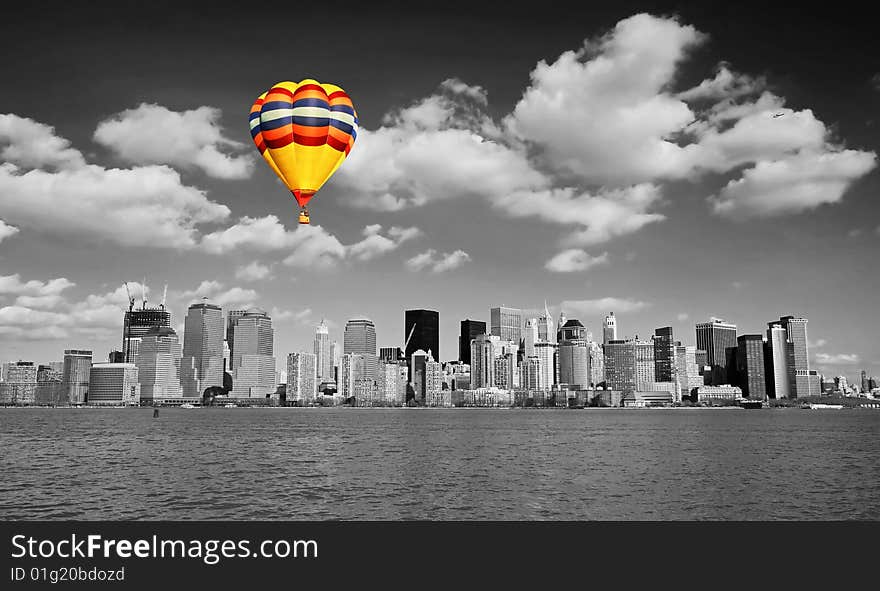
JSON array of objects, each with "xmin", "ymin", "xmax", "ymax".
[
  {"xmin": 329, "ymin": 104, "xmax": 355, "ymax": 115},
  {"xmin": 292, "ymin": 116, "xmax": 330, "ymax": 127},
  {"xmin": 329, "ymin": 119, "xmax": 354, "ymax": 135},
  {"xmin": 293, "ymin": 98, "xmax": 329, "ymax": 109}
]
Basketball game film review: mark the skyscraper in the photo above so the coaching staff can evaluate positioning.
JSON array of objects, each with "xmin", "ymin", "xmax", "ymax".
[
  {"xmin": 776, "ymin": 315, "xmax": 818, "ymax": 398},
  {"xmin": 122, "ymin": 304, "xmax": 171, "ymax": 363},
  {"xmin": 314, "ymin": 319, "xmax": 333, "ymax": 383},
  {"xmin": 653, "ymin": 327, "xmax": 675, "ymax": 382},
  {"xmin": 603, "ymin": 312, "xmax": 617, "ymax": 345},
  {"xmin": 62, "ymin": 349, "xmax": 92, "ymax": 405},
  {"xmin": 490, "ymin": 306, "xmax": 522, "ymax": 346},
  {"xmin": 410, "ymin": 349, "xmax": 429, "ymax": 403},
  {"xmin": 135, "ymin": 326, "xmax": 183, "ymax": 404},
  {"xmin": 766, "ymin": 323, "xmax": 791, "ymax": 399},
  {"xmin": 181, "ymin": 300, "xmax": 224, "ymax": 398},
  {"xmin": 405, "ymin": 310, "xmax": 439, "ymax": 367},
  {"xmin": 459, "ymin": 319, "xmax": 486, "ymax": 364},
  {"xmin": 0, "ymin": 361, "xmax": 36, "ymax": 404},
  {"xmin": 225, "ymin": 309, "xmax": 247, "ymax": 371},
  {"xmin": 287, "ymin": 352, "xmax": 317, "ymax": 405},
  {"xmin": 634, "ymin": 340, "xmax": 656, "ymax": 390},
  {"xmin": 604, "ymin": 340, "xmax": 636, "ymax": 391},
  {"xmin": 339, "ymin": 352, "xmax": 367, "ymax": 400},
  {"xmin": 344, "ymin": 318, "xmax": 377, "ymax": 380},
  {"xmin": 523, "ymin": 318, "xmax": 538, "ymax": 358},
  {"xmin": 537, "ymin": 302, "xmax": 555, "ymax": 344},
  {"xmin": 230, "ymin": 308, "xmax": 275, "ymax": 398},
  {"xmin": 674, "ymin": 345, "xmax": 703, "ymax": 401},
  {"xmin": 695, "ymin": 318, "xmax": 737, "ymax": 384},
  {"xmin": 558, "ymin": 341, "xmax": 590, "ymax": 389},
  {"xmin": 534, "ymin": 341, "xmax": 556, "ymax": 389},
  {"xmin": 736, "ymin": 334, "xmax": 767, "ymax": 400}
]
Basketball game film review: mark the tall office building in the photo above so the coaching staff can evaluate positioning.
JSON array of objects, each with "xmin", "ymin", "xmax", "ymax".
[
  {"xmin": 736, "ymin": 335, "xmax": 767, "ymax": 400},
  {"xmin": 493, "ymin": 352, "xmax": 517, "ymax": 391},
  {"xmin": 123, "ymin": 305, "xmax": 171, "ymax": 363},
  {"xmin": 62, "ymin": 349, "xmax": 92, "ymax": 404},
  {"xmin": 344, "ymin": 318, "xmax": 377, "ymax": 381},
  {"xmin": 424, "ymin": 350, "xmax": 443, "ymax": 405},
  {"xmin": 87, "ymin": 363, "xmax": 140, "ymax": 405},
  {"xmin": 410, "ymin": 349, "xmax": 429, "ymax": 403},
  {"xmin": 534, "ymin": 341, "xmax": 556, "ymax": 389},
  {"xmin": 695, "ymin": 318, "xmax": 737, "ymax": 384},
  {"xmin": 287, "ymin": 352, "xmax": 317, "ymax": 405},
  {"xmin": 379, "ymin": 347, "xmax": 404, "ymax": 363},
  {"xmin": 405, "ymin": 310, "xmax": 439, "ymax": 367},
  {"xmin": 470, "ymin": 334, "xmax": 506, "ymax": 389},
  {"xmin": 634, "ymin": 340, "xmax": 656, "ymax": 390},
  {"xmin": 330, "ymin": 341, "xmax": 340, "ymax": 384},
  {"xmin": 523, "ymin": 318, "xmax": 539, "ymax": 358},
  {"xmin": 229, "ymin": 308, "xmax": 275, "ymax": 398},
  {"xmin": 766, "ymin": 323, "xmax": 791, "ymax": 399},
  {"xmin": 521, "ymin": 357, "xmax": 541, "ymax": 390},
  {"xmin": 603, "ymin": 313, "xmax": 617, "ymax": 345},
  {"xmin": 339, "ymin": 352, "xmax": 368, "ymax": 400},
  {"xmin": 377, "ymin": 361, "xmax": 408, "ymax": 405},
  {"xmin": 558, "ymin": 341, "xmax": 590, "ymax": 389},
  {"xmin": 604, "ymin": 340, "xmax": 636, "ymax": 391},
  {"xmin": 537, "ymin": 302, "xmax": 555, "ymax": 344},
  {"xmin": 313, "ymin": 319, "xmax": 333, "ymax": 383},
  {"xmin": 653, "ymin": 327, "xmax": 675, "ymax": 382},
  {"xmin": 135, "ymin": 326, "xmax": 183, "ymax": 404},
  {"xmin": 225, "ymin": 309, "xmax": 247, "ymax": 370},
  {"xmin": 459, "ymin": 319, "xmax": 486, "ymax": 364},
  {"xmin": 674, "ymin": 345, "xmax": 703, "ymax": 401},
  {"xmin": 862, "ymin": 370, "xmax": 870, "ymax": 394},
  {"xmin": 490, "ymin": 306, "xmax": 522, "ymax": 346},
  {"xmin": 588, "ymin": 341, "xmax": 604, "ymax": 386},
  {"xmin": 776, "ymin": 315, "xmax": 818, "ymax": 398},
  {"xmin": 181, "ymin": 300, "xmax": 224, "ymax": 398}
]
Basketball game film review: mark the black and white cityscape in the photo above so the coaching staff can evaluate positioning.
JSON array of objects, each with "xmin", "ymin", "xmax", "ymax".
[{"xmin": 1, "ymin": 2, "xmax": 879, "ymax": 524}]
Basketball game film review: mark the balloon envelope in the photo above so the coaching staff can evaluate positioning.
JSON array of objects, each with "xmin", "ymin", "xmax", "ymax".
[{"xmin": 250, "ymin": 79, "xmax": 358, "ymax": 210}]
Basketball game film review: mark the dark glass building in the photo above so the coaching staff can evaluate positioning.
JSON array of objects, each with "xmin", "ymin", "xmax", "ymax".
[
  {"xmin": 736, "ymin": 334, "xmax": 767, "ymax": 399},
  {"xmin": 695, "ymin": 318, "xmax": 737, "ymax": 384},
  {"xmin": 405, "ymin": 309, "xmax": 439, "ymax": 366},
  {"xmin": 653, "ymin": 326, "xmax": 676, "ymax": 382},
  {"xmin": 459, "ymin": 319, "xmax": 487, "ymax": 365}
]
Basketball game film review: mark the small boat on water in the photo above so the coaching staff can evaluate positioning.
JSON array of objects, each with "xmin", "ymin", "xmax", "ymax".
[
  {"xmin": 808, "ymin": 403, "xmax": 844, "ymax": 410},
  {"xmin": 737, "ymin": 399, "xmax": 763, "ymax": 409}
]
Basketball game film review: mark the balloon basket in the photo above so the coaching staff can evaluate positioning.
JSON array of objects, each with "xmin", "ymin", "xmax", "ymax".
[{"xmin": 298, "ymin": 209, "xmax": 310, "ymax": 224}]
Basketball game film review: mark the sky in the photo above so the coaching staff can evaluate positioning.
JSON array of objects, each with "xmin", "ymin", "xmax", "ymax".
[{"xmin": 1, "ymin": 1, "xmax": 878, "ymax": 382}]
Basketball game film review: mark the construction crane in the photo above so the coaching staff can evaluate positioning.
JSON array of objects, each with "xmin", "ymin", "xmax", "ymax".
[
  {"xmin": 404, "ymin": 322, "xmax": 417, "ymax": 354},
  {"xmin": 160, "ymin": 283, "xmax": 168, "ymax": 311},
  {"xmin": 122, "ymin": 282, "xmax": 135, "ymax": 363},
  {"xmin": 141, "ymin": 277, "xmax": 147, "ymax": 309}
]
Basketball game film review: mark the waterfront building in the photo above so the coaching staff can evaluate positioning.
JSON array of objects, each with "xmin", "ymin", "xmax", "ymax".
[
  {"xmin": 523, "ymin": 318, "xmax": 538, "ymax": 358},
  {"xmin": 410, "ymin": 349, "xmax": 429, "ymax": 403},
  {"xmin": 425, "ymin": 351, "xmax": 443, "ymax": 405},
  {"xmin": 62, "ymin": 349, "xmax": 92, "ymax": 405},
  {"xmin": 695, "ymin": 385, "xmax": 742, "ymax": 403},
  {"xmin": 622, "ymin": 391, "xmax": 674, "ymax": 407},
  {"xmin": 459, "ymin": 319, "xmax": 486, "ymax": 364},
  {"xmin": 377, "ymin": 361, "xmax": 408, "ymax": 405},
  {"xmin": 405, "ymin": 310, "xmax": 439, "ymax": 368},
  {"xmin": 344, "ymin": 317, "xmax": 378, "ymax": 380},
  {"xmin": 314, "ymin": 319, "xmax": 333, "ymax": 383},
  {"xmin": 603, "ymin": 312, "xmax": 617, "ymax": 345},
  {"xmin": 558, "ymin": 337, "xmax": 590, "ymax": 389},
  {"xmin": 0, "ymin": 361, "xmax": 37, "ymax": 404},
  {"xmin": 87, "ymin": 363, "xmax": 140, "ymax": 405},
  {"xmin": 181, "ymin": 300, "xmax": 224, "ymax": 398},
  {"xmin": 287, "ymin": 352, "xmax": 317, "ymax": 405},
  {"xmin": 535, "ymin": 341, "xmax": 556, "ymax": 389},
  {"xmin": 490, "ymin": 306, "xmax": 522, "ymax": 346},
  {"xmin": 339, "ymin": 353, "xmax": 367, "ymax": 400},
  {"xmin": 736, "ymin": 334, "xmax": 767, "ymax": 400},
  {"xmin": 135, "ymin": 326, "xmax": 183, "ymax": 404},
  {"xmin": 229, "ymin": 308, "xmax": 275, "ymax": 398},
  {"xmin": 589, "ymin": 341, "xmax": 604, "ymax": 386},
  {"xmin": 674, "ymin": 345, "xmax": 703, "ymax": 401},
  {"xmin": 695, "ymin": 318, "xmax": 737, "ymax": 384},
  {"xmin": 775, "ymin": 315, "xmax": 819, "ymax": 398}
]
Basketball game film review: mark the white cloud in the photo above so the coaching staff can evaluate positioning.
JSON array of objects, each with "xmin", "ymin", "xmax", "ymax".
[
  {"xmin": 814, "ymin": 353, "xmax": 861, "ymax": 365},
  {"xmin": 505, "ymin": 13, "xmax": 705, "ymax": 185},
  {"xmin": 494, "ymin": 184, "xmax": 665, "ymax": 246},
  {"xmin": 347, "ymin": 224, "xmax": 422, "ymax": 261},
  {"xmin": 235, "ymin": 261, "xmax": 273, "ymax": 281},
  {"xmin": 545, "ymin": 249, "xmax": 609, "ymax": 273},
  {"xmin": 0, "ymin": 274, "xmax": 75, "ymax": 296},
  {"xmin": 179, "ymin": 280, "xmax": 258, "ymax": 309},
  {"xmin": 710, "ymin": 150, "xmax": 877, "ymax": 219},
  {"xmin": 677, "ymin": 313, "xmax": 689, "ymax": 321},
  {"xmin": 0, "ymin": 220, "xmax": 19, "ymax": 243},
  {"xmin": 808, "ymin": 338, "xmax": 827, "ymax": 349},
  {"xmin": 0, "ymin": 114, "xmax": 85, "ymax": 169},
  {"xmin": 847, "ymin": 229, "xmax": 862, "ymax": 238},
  {"xmin": 677, "ymin": 64, "xmax": 764, "ymax": 102},
  {"xmin": 405, "ymin": 249, "xmax": 471, "ymax": 273},
  {"xmin": 560, "ymin": 297, "xmax": 651, "ymax": 318},
  {"xmin": 93, "ymin": 103, "xmax": 254, "ymax": 179}
]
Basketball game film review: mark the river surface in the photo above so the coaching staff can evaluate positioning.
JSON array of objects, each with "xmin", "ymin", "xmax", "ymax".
[{"xmin": 1, "ymin": 407, "xmax": 878, "ymax": 520}]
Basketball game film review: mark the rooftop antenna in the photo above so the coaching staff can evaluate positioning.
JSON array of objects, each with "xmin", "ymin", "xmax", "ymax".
[{"xmin": 122, "ymin": 282, "xmax": 135, "ymax": 363}]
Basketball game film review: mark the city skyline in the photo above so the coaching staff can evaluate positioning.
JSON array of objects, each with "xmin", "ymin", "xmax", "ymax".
[{"xmin": 1, "ymin": 3, "xmax": 878, "ymax": 381}]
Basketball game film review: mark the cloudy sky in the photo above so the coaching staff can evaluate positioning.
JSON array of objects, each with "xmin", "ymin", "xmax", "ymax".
[{"xmin": 1, "ymin": 1, "xmax": 878, "ymax": 381}]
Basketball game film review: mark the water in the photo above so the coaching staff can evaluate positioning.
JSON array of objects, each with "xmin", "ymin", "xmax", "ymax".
[{"xmin": 1, "ymin": 407, "xmax": 878, "ymax": 520}]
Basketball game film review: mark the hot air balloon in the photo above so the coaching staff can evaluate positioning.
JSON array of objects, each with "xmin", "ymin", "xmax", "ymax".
[{"xmin": 249, "ymin": 79, "xmax": 358, "ymax": 224}]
